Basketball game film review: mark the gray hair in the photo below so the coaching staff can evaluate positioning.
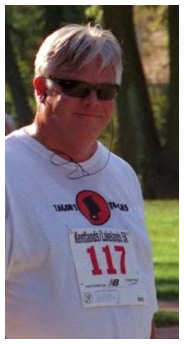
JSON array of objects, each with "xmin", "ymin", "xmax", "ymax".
[{"xmin": 34, "ymin": 23, "xmax": 123, "ymax": 84}]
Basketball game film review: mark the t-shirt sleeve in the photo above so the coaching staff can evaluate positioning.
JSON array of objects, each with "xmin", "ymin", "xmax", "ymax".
[
  {"xmin": 5, "ymin": 184, "xmax": 12, "ymax": 280},
  {"xmin": 124, "ymin": 163, "xmax": 158, "ymax": 314}
]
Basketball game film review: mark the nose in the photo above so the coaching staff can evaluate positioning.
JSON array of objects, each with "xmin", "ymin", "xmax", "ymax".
[{"xmin": 83, "ymin": 89, "xmax": 99, "ymax": 107}]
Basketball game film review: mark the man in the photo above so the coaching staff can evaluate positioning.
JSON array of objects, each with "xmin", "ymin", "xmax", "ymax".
[{"xmin": 5, "ymin": 23, "xmax": 158, "ymax": 339}]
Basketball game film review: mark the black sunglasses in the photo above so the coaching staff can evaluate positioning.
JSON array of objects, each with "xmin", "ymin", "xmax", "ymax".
[{"xmin": 46, "ymin": 75, "xmax": 119, "ymax": 101}]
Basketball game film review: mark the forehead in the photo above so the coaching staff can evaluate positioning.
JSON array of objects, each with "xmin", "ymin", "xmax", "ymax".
[{"xmin": 57, "ymin": 56, "xmax": 116, "ymax": 83}]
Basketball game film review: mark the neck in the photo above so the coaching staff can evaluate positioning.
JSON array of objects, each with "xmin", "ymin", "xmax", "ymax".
[{"xmin": 24, "ymin": 122, "xmax": 98, "ymax": 163}]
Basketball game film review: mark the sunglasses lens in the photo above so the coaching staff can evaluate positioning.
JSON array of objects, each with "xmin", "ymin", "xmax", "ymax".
[
  {"xmin": 62, "ymin": 81, "xmax": 91, "ymax": 98},
  {"xmin": 96, "ymin": 84, "xmax": 118, "ymax": 100},
  {"xmin": 63, "ymin": 83, "xmax": 118, "ymax": 100}
]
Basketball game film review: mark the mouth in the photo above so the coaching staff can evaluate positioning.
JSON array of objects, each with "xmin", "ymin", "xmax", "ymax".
[{"xmin": 73, "ymin": 112, "xmax": 101, "ymax": 118}]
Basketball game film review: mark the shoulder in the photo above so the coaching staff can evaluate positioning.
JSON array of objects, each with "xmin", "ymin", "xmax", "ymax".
[
  {"xmin": 100, "ymin": 142, "xmax": 139, "ymax": 181},
  {"xmin": 111, "ymin": 150, "xmax": 136, "ymax": 173},
  {"xmin": 111, "ymin": 151, "xmax": 142, "ymax": 191},
  {"xmin": 5, "ymin": 128, "xmax": 28, "ymax": 165},
  {"xmin": 98, "ymin": 141, "xmax": 137, "ymax": 178},
  {"xmin": 6, "ymin": 127, "xmax": 26, "ymax": 147},
  {"xmin": 99, "ymin": 142, "xmax": 144, "ymax": 203}
]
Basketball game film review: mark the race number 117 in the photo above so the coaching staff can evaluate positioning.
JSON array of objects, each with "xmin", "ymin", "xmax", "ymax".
[{"xmin": 87, "ymin": 245, "xmax": 126, "ymax": 275}]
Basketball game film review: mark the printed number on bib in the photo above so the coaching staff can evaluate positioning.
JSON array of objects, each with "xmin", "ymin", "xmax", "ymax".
[
  {"xmin": 70, "ymin": 228, "xmax": 147, "ymax": 308},
  {"xmin": 87, "ymin": 245, "xmax": 126, "ymax": 275}
]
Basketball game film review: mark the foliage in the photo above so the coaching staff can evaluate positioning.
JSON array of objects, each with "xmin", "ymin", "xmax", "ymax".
[
  {"xmin": 6, "ymin": 6, "xmax": 44, "ymax": 115},
  {"xmin": 5, "ymin": 4, "xmax": 171, "ymax": 132},
  {"xmin": 5, "ymin": 5, "xmax": 86, "ymax": 115},
  {"xmin": 5, "ymin": 83, "xmax": 15, "ymax": 116},
  {"xmin": 134, "ymin": 5, "xmax": 168, "ymax": 42},
  {"xmin": 148, "ymin": 84, "xmax": 169, "ymax": 146},
  {"xmin": 134, "ymin": 5, "xmax": 168, "ymax": 58},
  {"xmin": 85, "ymin": 5, "xmax": 103, "ymax": 25}
]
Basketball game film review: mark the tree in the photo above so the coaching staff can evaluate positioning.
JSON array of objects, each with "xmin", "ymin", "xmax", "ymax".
[
  {"xmin": 5, "ymin": 16, "xmax": 33, "ymax": 126},
  {"xmin": 5, "ymin": 5, "xmax": 85, "ymax": 126},
  {"xmin": 103, "ymin": 5, "xmax": 161, "ymax": 198},
  {"xmin": 39, "ymin": 5, "xmax": 64, "ymax": 35},
  {"xmin": 164, "ymin": 5, "xmax": 179, "ymax": 196}
]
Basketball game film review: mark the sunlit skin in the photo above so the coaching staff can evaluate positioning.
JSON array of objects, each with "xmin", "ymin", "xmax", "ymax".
[{"xmin": 25, "ymin": 57, "xmax": 116, "ymax": 162}]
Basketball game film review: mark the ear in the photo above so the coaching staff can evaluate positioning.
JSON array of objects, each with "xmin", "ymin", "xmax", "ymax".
[{"xmin": 33, "ymin": 76, "xmax": 47, "ymax": 96}]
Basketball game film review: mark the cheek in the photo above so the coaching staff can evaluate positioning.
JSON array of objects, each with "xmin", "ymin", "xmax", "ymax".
[
  {"xmin": 102, "ymin": 101, "xmax": 115, "ymax": 120},
  {"xmin": 53, "ymin": 94, "xmax": 80, "ymax": 113}
]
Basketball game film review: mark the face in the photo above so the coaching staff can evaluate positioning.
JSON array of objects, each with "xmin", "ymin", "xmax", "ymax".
[{"xmin": 38, "ymin": 57, "xmax": 116, "ymax": 148}]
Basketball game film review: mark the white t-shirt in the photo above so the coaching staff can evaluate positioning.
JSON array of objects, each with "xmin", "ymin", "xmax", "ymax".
[{"xmin": 5, "ymin": 128, "xmax": 158, "ymax": 339}]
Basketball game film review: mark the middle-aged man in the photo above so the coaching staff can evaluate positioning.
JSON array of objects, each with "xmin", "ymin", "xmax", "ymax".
[{"xmin": 5, "ymin": 23, "xmax": 158, "ymax": 339}]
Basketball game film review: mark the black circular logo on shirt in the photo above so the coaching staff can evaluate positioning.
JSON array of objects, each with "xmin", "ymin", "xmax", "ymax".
[{"xmin": 76, "ymin": 190, "xmax": 110, "ymax": 225}]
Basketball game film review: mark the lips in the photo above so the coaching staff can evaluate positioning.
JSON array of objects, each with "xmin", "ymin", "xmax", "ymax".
[{"xmin": 74, "ymin": 112, "xmax": 101, "ymax": 118}]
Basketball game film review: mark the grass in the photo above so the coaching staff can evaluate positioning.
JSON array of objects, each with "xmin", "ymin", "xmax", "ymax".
[
  {"xmin": 144, "ymin": 200, "xmax": 179, "ymax": 301},
  {"xmin": 154, "ymin": 311, "xmax": 179, "ymax": 327},
  {"xmin": 144, "ymin": 200, "xmax": 179, "ymax": 327}
]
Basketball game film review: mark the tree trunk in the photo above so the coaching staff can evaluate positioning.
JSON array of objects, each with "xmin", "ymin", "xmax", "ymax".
[
  {"xmin": 103, "ymin": 5, "xmax": 161, "ymax": 197},
  {"xmin": 41, "ymin": 5, "xmax": 64, "ymax": 35},
  {"xmin": 5, "ymin": 21, "xmax": 33, "ymax": 127},
  {"xmin": 164, "ymin": 5, "xmax": 179, "ymax": 197}
]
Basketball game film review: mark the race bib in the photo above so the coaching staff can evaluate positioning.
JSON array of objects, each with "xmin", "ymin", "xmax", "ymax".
[{"xmin": 70, "ymin": 228, "xmax": 147, "ymax": 308}]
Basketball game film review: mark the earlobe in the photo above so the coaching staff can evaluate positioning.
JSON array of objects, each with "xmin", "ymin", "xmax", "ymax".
[
  {"xmin": 39, "ymin": 94, "xmax": 47, "ymax": 104},
  {"xmin": 33, "ymin": 76, "xmax": 47, "ymax": 104},
  {"xmin": 33, "ymin": 76, "xmax": 47, "ymax": 95}
]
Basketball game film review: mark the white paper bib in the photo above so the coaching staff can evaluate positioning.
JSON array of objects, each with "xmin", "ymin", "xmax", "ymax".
[{"xmin": 70, "ymin": 228, "xmax": 147, "ymax": 308}]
